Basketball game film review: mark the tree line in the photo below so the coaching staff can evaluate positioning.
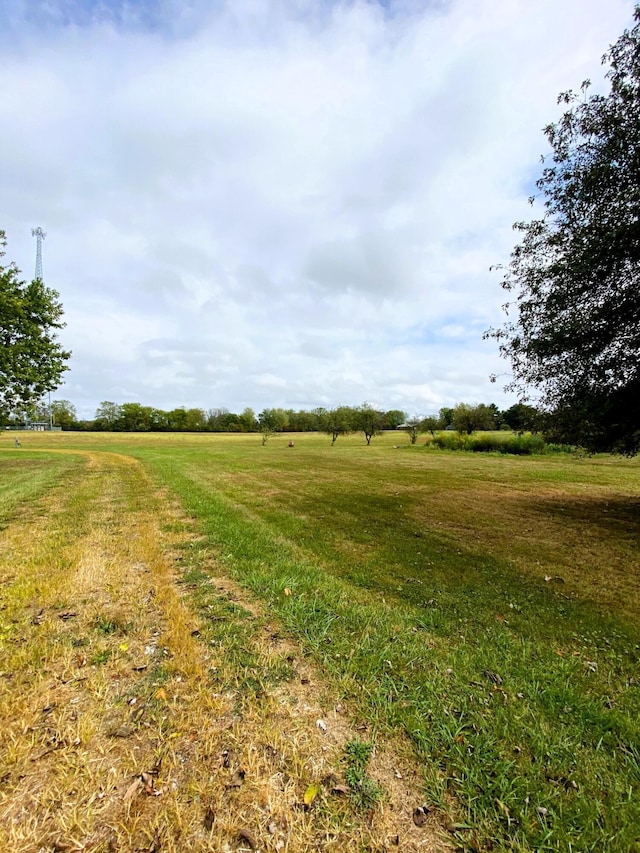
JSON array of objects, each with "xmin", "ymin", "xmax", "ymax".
[{"xmin": 9, "ymin": 398, "xmax": 542, "ymax": 443}]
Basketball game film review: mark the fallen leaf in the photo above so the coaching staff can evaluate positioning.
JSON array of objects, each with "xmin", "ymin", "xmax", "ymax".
[
  {"xmin": 413, "ymin": 805, "xmax": 429, "ymax": 827},
  {"xmin": 303, "ymin": 783, "xmax": 319, "ymax": 806},
  {"xmin": 124, "ymin": 777, "xmax": 143, "ymax": 804},
  {"xmin": 203, "ymin": 806, "xmax": 215, "ymax": 831},
  {"xmin": 129, "ymin": 705, "xmax": 146, "ymax": 723},
  {"xmin": 141, "ymin": 772, "xmax": 156, "ymax": 794},
  {"xmin": 496, "ymin": 799, "xmax": 510, "ymax": 817},
  {"xmin": 227, "ymin": 768, "xmax": 245, "ymax": 789},
  {"xmin": 108, "ymin": 725, "xmax": 133, "ymax": 739},
  {"xmin": 155, "ymin": 688, "xmax": 167, "ymax": 701},
  {"xmin": 237, "ymin": 827, "xmax": 257, "ymax": 849}
]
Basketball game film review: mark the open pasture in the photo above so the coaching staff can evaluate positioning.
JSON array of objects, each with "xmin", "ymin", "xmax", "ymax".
[{"xmin": 1, "ymin": 430, "xmax": 639, "ymax": 852}]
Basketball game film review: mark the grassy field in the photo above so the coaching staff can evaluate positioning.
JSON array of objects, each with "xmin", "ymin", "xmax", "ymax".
[{"xmin": 1, "ymin": 430, "xmax": 639, "ymax": 852}]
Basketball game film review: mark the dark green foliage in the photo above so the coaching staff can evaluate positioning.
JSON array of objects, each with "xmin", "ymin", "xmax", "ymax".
[
  {"xmin": 0, "ymin": 231, "xmax": 71, "ymax": 421},
  {"xmin": 487, "ymin": 9, "xmax": 640, "ymax": 453},
  {"xmin": 502, "ymin": 402, "xmax": 541, "ymax": 433}
]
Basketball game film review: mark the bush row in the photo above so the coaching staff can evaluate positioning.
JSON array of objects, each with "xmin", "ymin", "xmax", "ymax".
[{"xmin": 426, "ymin": 432, "xmax": 567, "ymax": 455}]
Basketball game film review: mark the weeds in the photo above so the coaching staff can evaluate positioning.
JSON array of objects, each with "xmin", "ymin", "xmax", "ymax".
[
  {"xmin": 343, "ymin": 739, "xmax": 384, "ymax": 810},
  {"xmin": 428, "ymin": 431, "xmax": 548, "ymax": 454}
]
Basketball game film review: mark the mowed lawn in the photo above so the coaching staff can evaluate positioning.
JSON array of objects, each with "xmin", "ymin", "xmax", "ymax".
[{"xmin": 2, "ymin": 430, "xmax": 639, "ymax": 852}]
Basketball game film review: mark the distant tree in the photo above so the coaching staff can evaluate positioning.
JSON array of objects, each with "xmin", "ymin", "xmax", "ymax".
[
  {"xmin": 119, "ymin": 402, "xmax": 153, "ymax": 431},
  {"xmin": 183, "ymin": 408, "xmax": 207, "ymax": 431},
  {"xmin": 421, "ymin": 415, "xmax": 441, "ymax": 437},
  {"xmin": 486, "ymin": 403, "xmax": 503, "ymax": 429},
  {"xmin": 486, "ymin": 9, "xmax": 640, "ymax": 453},
  {"xmin": 94, "ymin": 401, "xmax": 121, "ymax": 431},
  {"xmin": 293, "ymin": 409, "xmax": 321, "ymax": 431},
  {"xmin": 166, "ymin": 407, "xmax": 188, "ymax": 431},
  {"xmin": 403, "ymin": 416, "xmax": 424, "ymax": 445},
  {"xmin": 502, "ymin": 402, "xmax": 541, "ymax": 433},
  {"xmin": 453, "ymin": 403, "xmax": 496, "ymax": 435},
  {"xmin": 258, "ymin": 408, "xmax": 289, "ymax": 444},
  {"xmin": 149, "ymin": 408, "xmax": 168, "ymax": 431},
  {"xmin": 322, "ymin": 406, "xmax": 354, "ymax": 445},
  {"xmin": 439, "ymin": 407, "xmax": 454, "ymax": 429},
  {"xmin": 354, "ymin": 403, "xmax": 383, "ymax": 445},
  {"xmin": 207, "ymin": 407, "xmax": 230, "ymax": 431},
  {"xmin": 239, "ymin": 407, "xmax": 257, "ymax": 432},
  {"xmin": 51, "ymin": 399, "xmax": 77, "ymax": 430},
  {"xmin": 382, "ymin": 409, "xmax": 406, "ymax": 430},
  {"xmin": 0, "ymin": 231, "xmax": 71, "ymax": 423}
]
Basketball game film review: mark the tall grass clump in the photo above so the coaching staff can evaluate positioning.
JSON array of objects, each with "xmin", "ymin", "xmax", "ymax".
[
  {"xmin": 429, "ymin": 432, "xmax": 470, "ymax": 451},
  {"xmin": 429, "ymin": 432, "xmax": 548, "ymax": 455}
]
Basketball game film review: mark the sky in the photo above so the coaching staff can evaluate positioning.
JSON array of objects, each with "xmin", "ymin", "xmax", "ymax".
[{"xmin": 1, "ymin": 0, "xmax": 636, "ymax": 419}]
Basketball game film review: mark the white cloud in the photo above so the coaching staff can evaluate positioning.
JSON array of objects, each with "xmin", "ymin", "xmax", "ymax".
[{"xmin": 0, "ymin": 0, "xmax": 635, "ymax": 417}]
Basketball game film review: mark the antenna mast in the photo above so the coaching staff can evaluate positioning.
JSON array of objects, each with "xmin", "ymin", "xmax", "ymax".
[{"xmin": 32, "ymin": 227, "xmax": 46, "ymax": 280}]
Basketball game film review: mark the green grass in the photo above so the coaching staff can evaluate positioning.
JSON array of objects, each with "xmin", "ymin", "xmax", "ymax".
[
  {"xmin": 9, "ymin": 431, "xmax": 640, "ymax": 851},
  {"xmin": 0, "ymin": 450, "xmax": 83, "ymax": 527}
]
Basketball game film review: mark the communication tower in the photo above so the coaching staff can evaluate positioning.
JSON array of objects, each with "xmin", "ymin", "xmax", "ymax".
[{"xmin": 32, "ymin": 227, "xmax": 46, "ymax": 280}]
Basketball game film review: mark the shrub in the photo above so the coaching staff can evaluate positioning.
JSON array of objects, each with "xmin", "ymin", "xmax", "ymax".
[{"xmin": 430, "ymin": 432, "xmax": 470, "ymax": 451}]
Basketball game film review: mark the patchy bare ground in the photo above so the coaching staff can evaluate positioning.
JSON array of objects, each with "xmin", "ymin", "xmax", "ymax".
[{"xmin": 0, "ymin": 450, "xmax": 449, "ymax": 852}]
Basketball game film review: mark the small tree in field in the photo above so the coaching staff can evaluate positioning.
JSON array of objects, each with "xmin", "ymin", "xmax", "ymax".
[
  {"xmin": 354, "ymin": 403, "xmax": 383, "ymax": 445},
  {"xmin": 258, "ymin": 408, "xmax": 288, "ymax": 445},
  {"xmin": 322, "ymin": 406, "xmax": 354, "ymax": 445},
  {"xmin": 421, "ymin": 415, "xmax": 441, "ymax": 438},
  {"xmin": 404, "ymin": 416, "xmax": 424, "ymax": 445}
]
